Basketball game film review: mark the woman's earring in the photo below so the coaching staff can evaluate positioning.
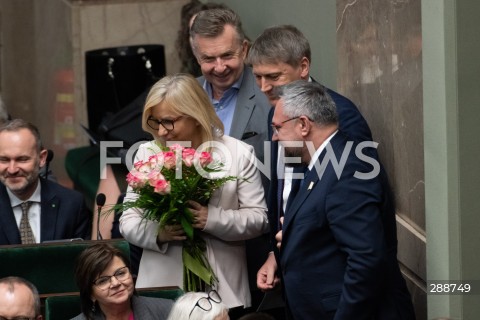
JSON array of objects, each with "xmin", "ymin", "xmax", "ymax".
[{"xmin": 91, "ymin": 301, "xmax": 96, "ymax": 313}]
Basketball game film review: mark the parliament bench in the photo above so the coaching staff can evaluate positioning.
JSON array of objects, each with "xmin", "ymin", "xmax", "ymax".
[{"xmin": 0, "ymin": 239, "xmax": 130, "ymax": 295}]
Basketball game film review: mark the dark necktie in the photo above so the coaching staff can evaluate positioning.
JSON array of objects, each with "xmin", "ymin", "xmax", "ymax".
[
  {"xmin": 285, "ymin": 166, "xmax": 308, "ymax": 213},
  {"xmin": 277, "ymin": 177, "xmax": 285, "ymax": 230},
  {"xmin": 19, "ymin": 201, "xmax": 36, "ymax": 244}
]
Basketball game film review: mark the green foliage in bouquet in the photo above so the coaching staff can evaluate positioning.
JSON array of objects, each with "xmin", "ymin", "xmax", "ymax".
[{"xmin": 118, "ymin": 144, "xmax": 237, "ymax": 291}]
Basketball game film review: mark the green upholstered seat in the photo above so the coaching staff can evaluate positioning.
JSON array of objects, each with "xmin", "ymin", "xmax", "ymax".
[
  {"xmin": 44, "ymin": 295, "xmax": 80, "ymax": 320},
  {"xmin": 64, "ymin": 145, "xmax": 101, "ymax": 209},
  {"xmin": 44, "ymin": 287, "xmax": 183, "ymax": 320},
  {"xmin": 0, "ymin": 239, "xmax": 130, "ymax": 295},
  {"xmin": 138, "ymin": 287, "xmax": 184, "ymax": 300}
]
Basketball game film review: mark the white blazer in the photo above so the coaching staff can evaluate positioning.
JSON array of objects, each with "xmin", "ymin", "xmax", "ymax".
[{"xmin": 120, "ymin": 135, "xmax": 268, "ymax": 308}]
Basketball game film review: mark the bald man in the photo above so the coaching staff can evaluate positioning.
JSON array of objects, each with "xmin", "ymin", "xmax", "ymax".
[{"xmin": 0, "ymin": 276, "xmax": 43, "ymax": 320}]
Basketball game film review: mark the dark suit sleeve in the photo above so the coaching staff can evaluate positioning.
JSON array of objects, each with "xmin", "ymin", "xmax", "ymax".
[
  {"xmin": 71, "ymin": 192, "xmax": 91, "ymax": 240},
  {"xmin": 328, "ymin": 88, "xmax": 373, "ymax": 143},
  {"xmin": 267, "ymin": 107, "xmax": 274, "ymax": 140},
  {"xmin": 325, "ymin": 157, "xmax": 386, "ymax": 319}
]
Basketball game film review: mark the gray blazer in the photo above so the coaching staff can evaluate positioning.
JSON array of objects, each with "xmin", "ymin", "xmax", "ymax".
[
  {"xmin": 197, "ymin": 65, "xmax": 271, "ymax": 168},
  {"xmin": 70, "ymin": 295, "xmax": 173, "ymax": 320},
  {"xmin": 197, "ymin": 65, "xmax": 272, "ymax": 302}
]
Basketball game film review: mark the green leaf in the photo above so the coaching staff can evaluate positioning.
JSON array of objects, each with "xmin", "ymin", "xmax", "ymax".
[
  {"xmin": 181, "ymin": 212, "xmax": 194, "ymax": 240},
  {"xmin": 182, "ymin": 248, "xmax": 213, "ymax": 286}
]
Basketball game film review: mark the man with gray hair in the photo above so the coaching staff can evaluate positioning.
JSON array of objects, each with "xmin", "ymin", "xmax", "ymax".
[
  {"xmin": 270, "ymin": 80, "xmax": 414, "ymax": 319},
  {"xmin": 0, "ymin": 276, "xmax": 43, "ymax": 319},
  {"xmin": 248, "ymin": 25, "xmax": 375, "ymax": 308}
]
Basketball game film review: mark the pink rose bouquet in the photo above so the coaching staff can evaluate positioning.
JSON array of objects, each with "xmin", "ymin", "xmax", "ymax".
[{"xmin": 119, "ymin": 144, "xmax": 236, "ymax": 292}]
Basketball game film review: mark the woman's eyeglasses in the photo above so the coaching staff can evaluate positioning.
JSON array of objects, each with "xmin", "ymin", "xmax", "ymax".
[
  {"xmin": 92, "ymin": 266, "xmax": 130, "ymax": 290},
  {"xmin": 147, "ymin": 116, "xmax": 184, "ymax": 131},
  {"xmin": 189, "ymin": 290, "xmax": 222, "ymax": 317}
]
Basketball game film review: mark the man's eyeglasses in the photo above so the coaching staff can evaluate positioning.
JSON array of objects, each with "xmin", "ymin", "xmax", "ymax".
[
  {"xmin": 0, "ymin": 317, "xmax": 36, "ymax": 320},
  {"xmin": 147, "ymin": 116, "xmax": 184, "ymax": 131},
  {"xmin": 92, "ymin": 266, "xmax": 130, "ymax": 290},
  {"xmin": 271, "ymin": 116, "xmax": 300, "ymax": 135},
  {"xmin": 189, "ymin": 290, "xmax": 222, "ymax": 317}
]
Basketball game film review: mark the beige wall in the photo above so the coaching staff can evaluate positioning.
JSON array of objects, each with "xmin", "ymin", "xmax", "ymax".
[
  {"xmin": 220, "ymin": 0, "xmax": 337, "ymax": 89},
  {"xmin": 0, "ymin": 0, "xmax": 188, "ymax": 186}
]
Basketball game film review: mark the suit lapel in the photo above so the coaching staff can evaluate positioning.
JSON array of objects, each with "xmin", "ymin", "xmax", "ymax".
[
  {"xmin": 0, "ymin": 184, "xmax": 22, "ymax": 244},
  {"xmin": 229, "ymin": 67, "xmax": 255, "ymax": 139},
  {"xmin": 282, "ymin": 133, "xmax": 347, "ymax": 233},
  {"xmin": 39, "ymin": 180, "xmax": 59, "ymax": 242},
  {"xmin": 282, "ymin": 168, "xmax": 319, "ymax": 233}
]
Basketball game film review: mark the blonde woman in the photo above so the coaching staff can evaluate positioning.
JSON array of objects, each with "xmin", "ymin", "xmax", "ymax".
[{"xmin": 119, "ymin": 74, "xmax": 268, "ymax": 312}]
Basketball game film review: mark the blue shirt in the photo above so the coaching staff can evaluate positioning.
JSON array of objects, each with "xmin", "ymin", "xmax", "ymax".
[{"xmin": 203, "ymin": 72, "xmax": 243, "ymax": 135}]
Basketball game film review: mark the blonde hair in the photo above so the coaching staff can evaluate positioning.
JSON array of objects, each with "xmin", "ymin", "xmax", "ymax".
[{"xmin": 142, "ymin": 73, "xmax": 224, "ymax": 146}]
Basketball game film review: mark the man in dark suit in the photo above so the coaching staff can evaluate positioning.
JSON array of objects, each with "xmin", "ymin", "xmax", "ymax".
[
  {"xmin": 248, "ymin": 24, "xmax": 375, "ymax": 300},
  {"xmin": 0, "ymin": 119, "xmax": 90, "ymax": 245},
  {"xmin": 190, "ymin": 9, "xmax": 272, "ymax": 316},
  {"xmin": 271, "ymin": 80, "xmax": 414, "ymax": 319}
]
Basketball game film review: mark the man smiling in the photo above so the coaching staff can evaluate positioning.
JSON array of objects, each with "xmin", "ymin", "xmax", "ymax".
[
  {"xmin": 0, "ymin": 119, "xmax": 90, "ymax": 244},
  {"xmin": 190, "ymin": 8, "xmax": 271, "ymax": 169},
  {"xmin": 190, "ymin": 8, "xmax": 272, "ymax": 317}
]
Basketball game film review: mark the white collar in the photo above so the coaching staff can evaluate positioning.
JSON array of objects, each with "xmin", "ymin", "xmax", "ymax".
[
  {"xmin": 307, "ymin": 130, "xmax": 338, "ymax": 171},
  {"xmin": 7, "ymin": 180, "xmax": 42, "ymax": 207}
]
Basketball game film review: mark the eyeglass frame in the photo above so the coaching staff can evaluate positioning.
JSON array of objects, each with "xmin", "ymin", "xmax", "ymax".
[
  {"xmin": 92, "ymin": 266, "xmax": 130, "ymax": 290},
  {"xmin": 271, "ymin": 116, "xmax": 301, "ymax": 135},
  {"xmin": 189, "ymin": 290, "xmax": 222, "ymax": 318},
  {"xmin": 146, "ymin": 115, "xmax": 184, "ymax": 131}
]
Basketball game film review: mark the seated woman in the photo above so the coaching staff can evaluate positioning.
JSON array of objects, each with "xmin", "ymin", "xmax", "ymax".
[
  {"xmin": 71, "ymin": 243, "xmax": 173, "ymax": 320},
  {"xmin": 119, "ymin": 74, "xmax": 268, "ymax": 311},
  {"xmin": 167, "ymin": 291, "xmax": 229, "ymax": 320}
]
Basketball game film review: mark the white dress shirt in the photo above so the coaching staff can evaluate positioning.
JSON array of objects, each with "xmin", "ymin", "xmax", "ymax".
[{"xmin": 7, "ymin": 181, "xmax": 42, "ymax": 243}]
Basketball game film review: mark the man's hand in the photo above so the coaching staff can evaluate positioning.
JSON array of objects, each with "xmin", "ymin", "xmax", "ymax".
[
  {"xmin": 275, "ymin": 216, "xmax": 284, "ymax": 250},
  {"xmin": 257, "ymin": 252, "xmax": 280, "ymax": 291}
]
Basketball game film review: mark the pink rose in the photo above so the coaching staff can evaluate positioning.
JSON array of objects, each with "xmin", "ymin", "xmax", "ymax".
[
  {"xmin": 148, "ymin": 153, "xmax": 164, "ymax": 169},
  {"xmin": 153, "ymin": 179, "xmax": 171, "ymax": 194},
  {"xmin": 163, "ymin": 151, "xmax": 176, "ymax": 169},
  {"xmin": 197, "ymin": 151, "xmax": 213, "ymax": 167},
  {"xmin": 133, "ymin": 160, "xmax": 145, "ymax": 170},
  {"xmin": 182, "ymin": 148, "xmax": 196, "ymax": 167},
  {"xmin": 168, "ymin": 144, "xmax": 184, "ymax": 153},
  {"xmin": 135, "ymin": 159, "xmax": 156, "ymax": 173},
  {"xmin": 126, "ymin": 170, "xmax": 148, "ymax": 189},
  {"xmin": 147, "ymin": 170, "xmax": 165, "ymax": 188}
]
